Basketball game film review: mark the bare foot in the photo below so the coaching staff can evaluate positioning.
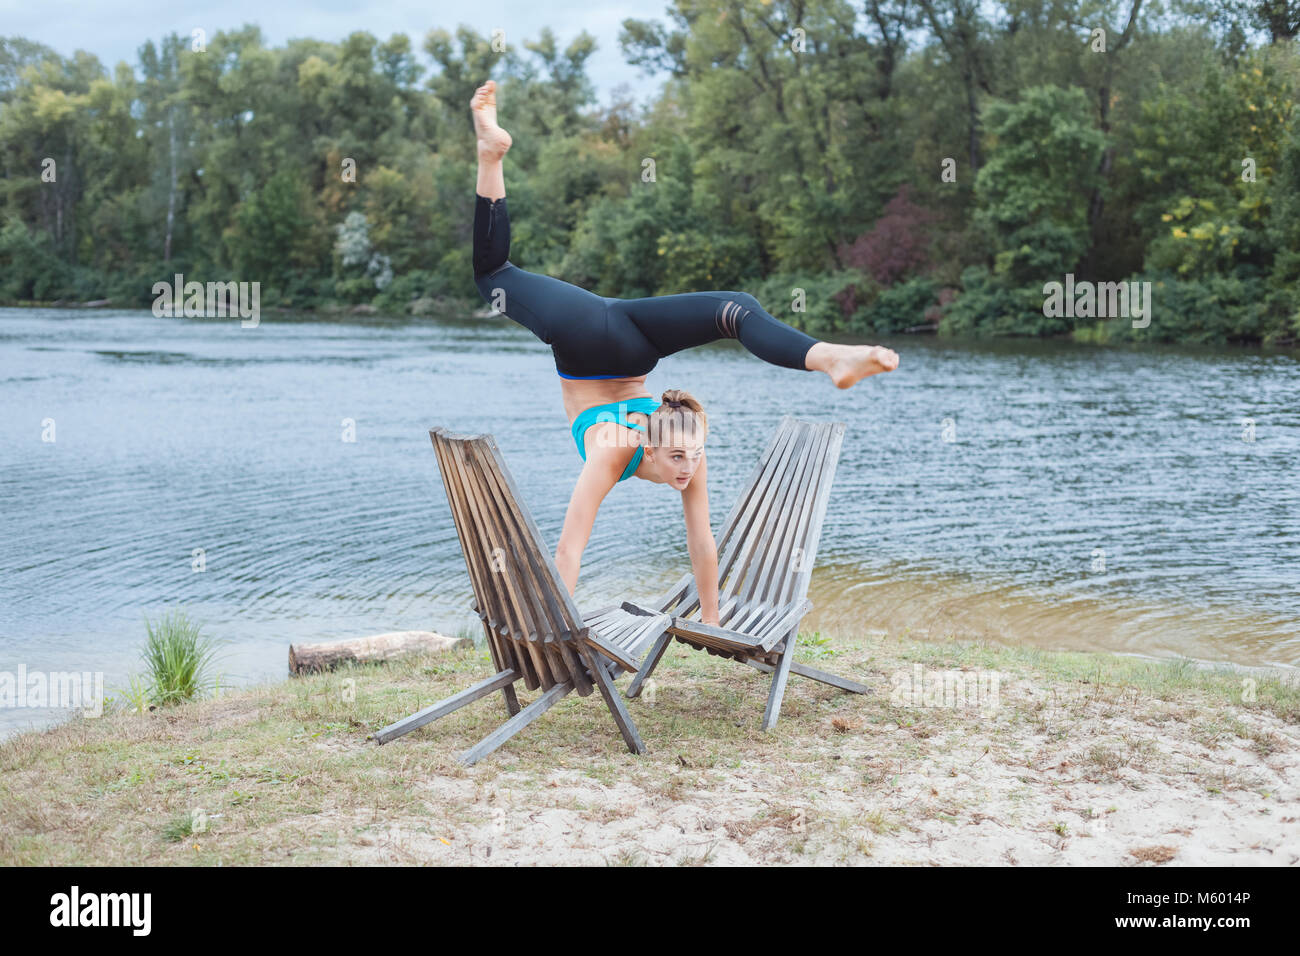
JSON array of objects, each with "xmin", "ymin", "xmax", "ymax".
[
  {"xmin": 826, "ymin": 344, "xmax": 899, "ymax": 389},
  {"xmin": 470, "ymin": 80, "xmax": 512, "ymax": 162}
]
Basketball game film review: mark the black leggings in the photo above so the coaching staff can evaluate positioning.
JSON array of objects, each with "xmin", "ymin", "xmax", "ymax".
[{"xmin": 472, "ymin": 193, "xmax": 818, "ymax": 379}]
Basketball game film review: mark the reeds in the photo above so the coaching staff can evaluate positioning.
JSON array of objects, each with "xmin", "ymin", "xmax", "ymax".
[{"xmin": 133, "ymin": 609, "xmax": 222, "ymax": 709}]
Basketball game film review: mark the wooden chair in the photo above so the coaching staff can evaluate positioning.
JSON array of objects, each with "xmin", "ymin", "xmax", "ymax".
[
  {"xmin": 625, "ymin": 416, "xmax": 870, "ymax": 728},
  {"xmin": 373, "ymin": 426, "xmax": 672, "ymax": 765}
]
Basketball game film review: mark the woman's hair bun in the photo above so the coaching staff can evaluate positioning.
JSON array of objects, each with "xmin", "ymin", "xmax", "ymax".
[{"xmin": 649, "ymin": 389, "xmax": 708, "ymax": 447}]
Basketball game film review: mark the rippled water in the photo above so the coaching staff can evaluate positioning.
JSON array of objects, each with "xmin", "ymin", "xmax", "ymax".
[{"xmin": 2, "ymin": 307, "xmax": 1297, "ymax": 739}]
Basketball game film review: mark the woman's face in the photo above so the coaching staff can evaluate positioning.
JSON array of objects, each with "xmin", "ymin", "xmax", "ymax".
[{"xmin": 645, "ymin": 439, "xmax": 705, "ymax": 488}]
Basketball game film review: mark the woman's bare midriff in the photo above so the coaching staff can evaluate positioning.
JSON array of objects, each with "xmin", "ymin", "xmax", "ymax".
[{"xmin": 560, "ymin": 375, "xmax": 654, "ymax": 426}]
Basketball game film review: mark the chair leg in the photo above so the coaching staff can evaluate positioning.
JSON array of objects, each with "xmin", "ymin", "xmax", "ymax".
[
  {"xmin": 458, "ymin": 679, "xmax": 573, "ymax": 766},
  {"xmin": 762, "ymin": 632, "xmax": 799, "ymax": 730},
  {"xmin": 373, "ymin": 669, "xmax": 519, "ymax": 744},
  {"xmin": 501, "ymin": 683, "xmax": 520, "ymax": 716},
  {"xmin": 627, "ymin": 631, "xmax": 672, "ymax": 699},
  {"xmin": 744, "ymin": 659, "xmax": 871, "ymax": 695},
  {"xmin": 578, "ymin": 642, "xmax": 646, "ymax": 755}
]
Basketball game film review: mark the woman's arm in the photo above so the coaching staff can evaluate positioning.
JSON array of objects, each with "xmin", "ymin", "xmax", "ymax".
[
  {"xmin": 554, "ymin": 435, "xmax": 624, "ymax": 596},
  {"xmin": 680, "ymin": 451, "xmax": 720, "ymax": 625}
]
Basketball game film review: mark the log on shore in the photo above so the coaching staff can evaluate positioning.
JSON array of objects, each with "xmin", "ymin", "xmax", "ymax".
[{"xmin": 289, "ymin": 630, "xmax": 472, "ymax": 675}]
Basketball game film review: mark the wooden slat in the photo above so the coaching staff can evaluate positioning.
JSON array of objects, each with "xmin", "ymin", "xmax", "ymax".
[
  {"xmin": 728, "ymin": 423, "xmax": 810, "ymax": 610},
  {"xmin": 732, "ymin": 423, "xmax": 821, "ymax": 610},
  {"xmin": 623, "ymin": 621, "xmax": 668, "ymax": 661},
  {"xmin": 576, "ymin": 642, "xmax": 645, "ymax": 755},
  {"xmin": 476, "ymin": 613, "xmax": 519, "ymax": 707},
  {"xmin": 765, "ymin": 422, "xmax": 838, "ymax": 610},
  {"xmin": 712, "ymin": 416, "xmax": 797, "ymax": 556},
  {"xmin": 715, "ymin": 595, "xmax": 740, "ymax": 626},
  {"xmin": 605, "ymin": 602, "xmax": 673, "ymax": 659},
  {"xmin": 606, "ymin": 613, "xmax": 643, "ymax": 647},
  {"xmin": 439, "ymin": 434, "xmax": 539, "ymax": 687},
  {"xmin": 627, "ymin": 630, "xmax": 672, "ymax": 698},
  {"xmin": 455, "ymin": 441, "xmax": 542, "ymax": 643},
  {"xmin": 477, "ymin": 446, "xmax": 563, "ymax": 646},
  {"xmin": 458, "ymin": 680, "xmax": 574, "ymax": 766},
  {"xmin": 666, "ymin": 616, "xmax": 766, "ymax": 650},
  {"xmin": 473, "ymin": 442, "xmax": 583, "ymax": 689},
  {"xmin": 748, "ymin": 424, "xmax": 829, "ymax": 609},
  {"xmin": 555, "ymin": 639, "xmax": 593, "ymax": 698},
  {"xmin": 743, "ymin": 658, "xmax": 871, "ymax": 693},
  {"xmin": 455, "ymin": 439, "xmax": 534, "ymax": 641},
  {"xmin": 730, "ymin": 598, "xmax": 773, "ymax": 635},
  {"xmin": 791, "ymin": 422, "xmax": 844, "ymax": 602},
  {"xmin": 707, "ymin": 423, "xmax": 797, "ymax": 600},
  {"xmin": 756, "ymin": 422, "xmax": 834, "ymax": 611},
  {"xmin": 582, "ymin": 627, "xmax": 642, "ymax": 673},
  {"xmin": 709, "ymin": 420, "xmax": 805, "ymax": 616},
  {"xmin": 373, "ymin": 669, "xmax": 519, "ymax": 744},
  {"xmin": 756, "ymin": 598, "xmax": 814, "ymax": 651},
  {"xmin": 617, "ymin": 618, "xmax": 655, "ymax": 650},
  {"xmin": 435, "ymin": 434, "xmax": 541, "ymax": 690},
  {"xmin": 740, "ymin": 600, "xmax": 786, "ymax": 640},
  {"xmin": 456, "ymin": 441, "xmax": 559, "ymax": 689},
  {"xmin": 481, "ymin": 436, "xmax": 586, "ymax": 636},
  {"xmin": 434, "ymin": 433, "xmax": 512, "ymax": 636},
  {"xmin": 762, "ymin": 630, "xmax": 799, "ymax": 729}
]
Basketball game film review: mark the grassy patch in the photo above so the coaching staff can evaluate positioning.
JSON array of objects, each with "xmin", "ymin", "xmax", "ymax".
[{"xmin": 1, "ymin": 628, "xmax": 1296, "ymax": 866}]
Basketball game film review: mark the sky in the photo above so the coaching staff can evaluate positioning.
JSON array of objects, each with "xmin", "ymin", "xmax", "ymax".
[{"xmin": 0, "ymin": 0, "xmax": 672, "ymax": 105}]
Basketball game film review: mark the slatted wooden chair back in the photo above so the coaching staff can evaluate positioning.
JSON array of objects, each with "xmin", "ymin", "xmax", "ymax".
[
  {"xmin": 429, "ymin": 426, "xmax": 598, "ymax": 698},
  {"xmin": 625, "ymin": 416, "xmax": 866, "ymax": 730},
  {"xmin": 659, "ymin": 416, "xmax": 844, "ymax": 631},
  {"xmin": 374, "ymin": 426, "xmax": 664, "ymax": 764}
]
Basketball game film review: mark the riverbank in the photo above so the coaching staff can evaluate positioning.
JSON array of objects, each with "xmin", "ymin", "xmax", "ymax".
[{"xmin": 2, "ymin": 627, "xmax": 1296, "ymax": 866}]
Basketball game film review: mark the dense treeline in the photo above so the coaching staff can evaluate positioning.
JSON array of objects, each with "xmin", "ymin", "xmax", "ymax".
[{"xmin": 1, "ymin": 0, "xmax": 1298, "ymax": 345}]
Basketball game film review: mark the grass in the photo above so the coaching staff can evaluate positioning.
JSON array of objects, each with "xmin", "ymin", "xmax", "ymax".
[
  {"xmin": 1, "ymin": 626, "xmax": 1297, "ymax": 865},
  {"xmin": 117, "ymin": 609, "xmax": 223, "ymax": 711}
]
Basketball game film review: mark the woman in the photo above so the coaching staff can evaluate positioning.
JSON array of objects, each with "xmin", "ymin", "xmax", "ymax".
[{"xmin": 469, "ymin": 80, "xmax": 899, "ymax": 626}]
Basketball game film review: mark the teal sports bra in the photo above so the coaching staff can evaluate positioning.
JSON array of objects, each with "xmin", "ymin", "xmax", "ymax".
[{"xmin": 571, "ymin": 397, "xmax": 661, "ymax": 482}]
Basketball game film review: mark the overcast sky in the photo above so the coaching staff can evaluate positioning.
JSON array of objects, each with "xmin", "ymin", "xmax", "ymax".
[{"xmin": 0, "ymin": 0, "xmax": 671, "ymax": 105}]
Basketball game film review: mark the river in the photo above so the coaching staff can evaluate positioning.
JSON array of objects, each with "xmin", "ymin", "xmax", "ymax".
[{"xmin": 1, "ymin": 306, "xmax": 1297, "ymax": 739}]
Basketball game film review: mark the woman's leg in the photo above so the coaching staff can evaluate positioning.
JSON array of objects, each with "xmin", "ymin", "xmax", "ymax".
[
  {"xmin": 472, "ymin": 81, "xmax": 510, "ymax": 201},
  {"xmin": 611, "ymin": 290, "xmax": 900, "ymax": 388},
  {"xmin": 471, "ymin": 80, "xmax": 512, "ymax": 278},
  {"xmin": 473, "ymin": 193, "xmax": 510, "ymax": 279},
  {"xmin": 469, "ymin": 81, "xmax": 610, "ymax": 363},
  {"xmin": 613, "ymin": 291, "xmax": 813, "ymax": 369}
]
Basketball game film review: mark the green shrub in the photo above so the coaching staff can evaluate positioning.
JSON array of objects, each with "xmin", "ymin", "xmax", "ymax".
[
  {"xmin": 938, "ymin": 267, "xmax": 1053, "ymax": 337},
  {"xmin": 0, "ymin": 219, "xmax": 71, "ymax": 301},
  {"xmin": 136, "ymin": 610, "xmax": 222, "ymax": 708},
  {"xmin": 373, "ymin": 269, "xmax": 456, "ymax": 314},
  {"xmin": 856, "ymin": 276, "xmax": 938, "ymax": 334}
]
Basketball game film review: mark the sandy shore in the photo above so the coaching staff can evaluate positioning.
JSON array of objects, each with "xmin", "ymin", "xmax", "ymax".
[{"xmin": 2, "ymin": 628, "xmax": 1297, "ymax": 866}]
